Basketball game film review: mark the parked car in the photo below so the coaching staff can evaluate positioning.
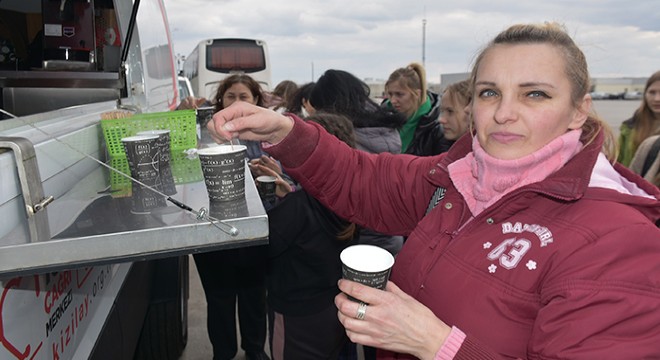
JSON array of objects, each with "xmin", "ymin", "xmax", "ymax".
[
  {"xmin": 607, "ymin": 92, "xmax": 625, "ymax": 100},
  {"xmin": 623, "ymin": 91, "xmax": 643, "ymax": 100},
  {"xmin": 589, "ymin": 91, "xmax": 609, "ymax": 100}
]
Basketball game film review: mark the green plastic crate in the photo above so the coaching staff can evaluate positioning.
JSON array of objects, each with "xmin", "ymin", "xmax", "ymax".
[
  {"xmin": 101, "ymin": 109, "xmax": 198, "ymax": 157},
  {"xmin": 101, "ymin": 110, "xmax": 202, "ymax": 196}
]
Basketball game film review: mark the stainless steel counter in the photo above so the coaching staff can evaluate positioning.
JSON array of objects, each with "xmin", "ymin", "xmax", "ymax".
[{"xmin": 0, "ymin": 159, "xmax": 268, "ymax": 278}]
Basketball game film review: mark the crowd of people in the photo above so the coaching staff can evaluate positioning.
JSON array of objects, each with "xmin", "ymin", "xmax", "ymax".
[{"xmin": 181, "ymin": 22, "xmax": 660, "ymax": 360}]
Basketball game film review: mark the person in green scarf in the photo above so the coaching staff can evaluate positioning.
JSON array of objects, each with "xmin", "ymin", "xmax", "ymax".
[{"xmin": 383, "ymin": 62, "xmax": 453, "ymax": 156}]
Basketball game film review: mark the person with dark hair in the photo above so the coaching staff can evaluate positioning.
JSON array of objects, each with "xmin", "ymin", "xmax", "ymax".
[
  {"xmin": 194, "ymin": 73, "xmax": 270, "ymax": 360},
  {"xmin": 384, "ymin": 62, "xmax": 453, "ymax": 156},
  {"xmin": 282, "ymin": 82, "xmax": 315, "ymax": 118},
  {"xmin": 308, "ymin": 69, "xmax": 405, "ymax": 261},
  {"xmin": 269, "ymin": 80, "xmax": 299, "ymax": 112},
  {"xmin": 254, "ymin": 112, "xmax": 359, "ymax": 359},
  {"xmin": 211, "ymin": 73, "xmax": 268, "ymax": 160},
  {"xmin": 207, "ymin": 22, "xmax": 660, "ymax": 359},
  {"xmin": 618, "ymin": 70, "xmax": 660, "ymax": 166},
  {"xmin": 309, "ymin": 69, "xmax": 406, "ymax": 156}
]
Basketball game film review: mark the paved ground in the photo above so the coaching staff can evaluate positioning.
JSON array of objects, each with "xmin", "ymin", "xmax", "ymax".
[{"xmin": 178, "ymin": 255, "xmax": 216, "ymax": 360}]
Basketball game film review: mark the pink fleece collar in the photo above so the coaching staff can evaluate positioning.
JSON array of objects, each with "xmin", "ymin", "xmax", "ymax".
[{"xmin": 448, "ymin": 130, "xmax": 583, "ymax": 215}]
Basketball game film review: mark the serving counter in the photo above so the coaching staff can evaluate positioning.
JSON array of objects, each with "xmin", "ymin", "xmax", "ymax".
[{"xmin": 0, "ymin": 157, "xmax": 268, "ymax": 278}]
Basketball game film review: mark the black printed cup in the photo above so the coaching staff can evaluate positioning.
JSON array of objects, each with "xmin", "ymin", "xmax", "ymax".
[
  {"xmin": 209, "ymin": 198, "xmax": 249, "ymax": 220},
  {"xmin": 122, "ymin": 134, "xmax": 161, "ymax": 187},
  {"xmin": 137, "ymin": 129, "xmax": 176, "ymax": 195},
  {"xmin": 130, "ymin": 181, "xmax": 167, "ymax": 214},
  {"xmin": 197, "ymin": 145, "xmax": 247, "ymax": 202},
  {"xmin": 196, "ymin": 106, "xmax": 215, "ymax": 127},
  {"xmin": 340, "ymin": 245, "xmax": 395, "ymax": 302},
  {"xmin": 255, "ymin": 175, "xmax": 277, "ymax": 200},
  {"xmin": 122, "ymin": 134, "xmax": 164, "ymax": 213}
]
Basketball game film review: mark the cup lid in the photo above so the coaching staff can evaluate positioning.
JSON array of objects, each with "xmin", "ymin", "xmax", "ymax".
[
  {"xmin": 136, "ymin": 129, "xmax": 170, "ymax": 136},
  {"xmin": 121, "ymin": 134, "xmax": 160, "ymax": 142},
  {"xmin": 256, "ymin": 175, "xmax": 277, "ymax": 182},
  {"xmin": 197, "ymin": 144, "xmax": 247, "ymax": 155}
]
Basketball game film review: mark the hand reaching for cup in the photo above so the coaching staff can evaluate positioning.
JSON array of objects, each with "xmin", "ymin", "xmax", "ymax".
[
  {"xmin": 252, "ymin": 162, "xmax": 292, "ymax": 198},
  {"xmin": 177, "ymin": 96, "xmax": 208, "ymax": 110},
  {"xmin": 249, "ymin": 155, "xmax": 283, "ymax": 177},
  {"xmin": 335, "ymin": 280, "xmax": 451, "ymax": 359},
  {"xmin": 206, "ymin": 101, "xmax": 294, "ymax": 145}
]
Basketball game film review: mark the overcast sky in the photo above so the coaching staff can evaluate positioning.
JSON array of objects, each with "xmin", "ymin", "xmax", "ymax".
[{"xmin": 162, "ymin": 0, "xmax": 660, "ymax": 86}]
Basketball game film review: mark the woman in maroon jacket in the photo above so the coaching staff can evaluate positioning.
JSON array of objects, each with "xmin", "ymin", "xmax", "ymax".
[{"xmin": 206, "ymin": 23, "xmax": 660, "ymax": 359}]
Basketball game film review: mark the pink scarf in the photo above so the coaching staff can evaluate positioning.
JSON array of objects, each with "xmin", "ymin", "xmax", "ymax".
[{"xmin": 448, "ymin": 130, "xmax": 583, "ymax": 216}]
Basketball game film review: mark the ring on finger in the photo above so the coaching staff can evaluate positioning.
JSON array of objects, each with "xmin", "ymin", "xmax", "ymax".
[{"xmin": 355, "ymin": 302, "xmax": 367, "ymax": 320}]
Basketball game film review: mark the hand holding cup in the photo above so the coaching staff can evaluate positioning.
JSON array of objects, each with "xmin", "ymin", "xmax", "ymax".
[
  {"xmin": 340, "ymin": 245, "xmax": 395, "ymax": 299},
  {"xmin": 250, "ymin": 162, "xmax": 292, "ymax": 198},
  {"xmin": 334, "ymin": 280, "xmax": 451, "ymax": 360}
]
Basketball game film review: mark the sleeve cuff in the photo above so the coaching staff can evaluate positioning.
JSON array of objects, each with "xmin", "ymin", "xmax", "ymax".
[{"xmin": 434, "ymin": 326, "xmax": 466, "ymax": 360}]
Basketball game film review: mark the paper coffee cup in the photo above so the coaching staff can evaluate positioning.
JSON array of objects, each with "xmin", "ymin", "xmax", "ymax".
[
  {"xmin": 209, "ymin": 199, "xmax": 249, "ymax": 220},
  {"xmin": 137, "ymin": 129, "xmax": 176, "ymax": 195},
  {"xmin": 198, "ymin": 145, "xmax": 247, "ymax": 202},
  {"xmin": 136, "ymin": 129, "xmax": 171, "ymax": 161},
  {"xmin": 122, "ymin": 134, "xmax": 161, "ymax": 186},
  {"xmin": 340, "ymin": 245, "xmax": 395, "ymax": 301},
  {"xmin": 196, "ymin": 106, "xmax": 215, "ymax": 126},
  {"xmin": 130, "ymin": 181, "xmax": 167, "ymax": 214},
  {"xmin": 122, "ymin": 134, "xmax": 165, "ymax": 213},
  {"xmin": 256, "ymin": 175, "xmax": 277, "ymax": 199}
]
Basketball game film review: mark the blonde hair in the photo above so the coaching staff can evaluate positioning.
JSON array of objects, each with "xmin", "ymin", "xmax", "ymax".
[
  {"xmin": 469, "ymin": 22, "xmax": 616, "ymax": 160},
  {"xmin": 386, "ymin": 62, "xmax": 428, "ymax": 109},
  {"xmin": 443, "ymin": 79, "xmax": 471, "ymax": 110}
]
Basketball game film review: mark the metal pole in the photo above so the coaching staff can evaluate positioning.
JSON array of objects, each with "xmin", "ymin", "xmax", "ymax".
[{"xmin": 422, "ymin": 17, "xmax": 427, "ymax": 68}]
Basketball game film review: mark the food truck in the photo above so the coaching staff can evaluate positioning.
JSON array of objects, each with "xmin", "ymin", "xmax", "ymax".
[{"xmin": 0, "ymin": 1, "xmax": 268, "ymax": 359}]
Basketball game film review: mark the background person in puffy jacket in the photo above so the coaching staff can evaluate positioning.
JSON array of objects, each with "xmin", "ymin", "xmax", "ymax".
[{"xmin": 206, "ymin": 22, "xmax": 660, "ymax": 359}]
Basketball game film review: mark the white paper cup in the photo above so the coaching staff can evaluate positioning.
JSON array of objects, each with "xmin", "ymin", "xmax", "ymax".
[
  {"xmin": 340, "ymin": 245, "xmax": 395, "ymax": 301},
  {"xmin": 197, "ymin": 145, "xmax": 247, "ymax": 202}
]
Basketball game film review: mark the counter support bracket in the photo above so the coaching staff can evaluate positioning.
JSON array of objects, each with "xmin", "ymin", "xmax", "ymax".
[{"xmin": 0, "ymin": 137, "xmax": 51, "ymax": 242}]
